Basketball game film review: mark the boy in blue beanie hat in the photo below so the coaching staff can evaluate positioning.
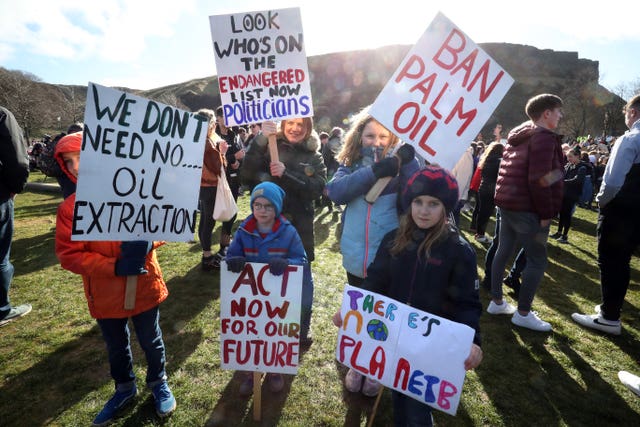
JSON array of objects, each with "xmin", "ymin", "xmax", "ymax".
[
  {"xmin": 249, "ymin": 181, "xmax": 284, "ymax": 218},
  {"xmin": 225, "ymin": 182, "xmax": 311, "ymax": 396}
]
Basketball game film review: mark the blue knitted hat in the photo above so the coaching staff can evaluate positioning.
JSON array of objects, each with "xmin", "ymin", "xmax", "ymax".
[{"xmin": 250, "ymin": 182, "xmax": 285, "ymax": 216}]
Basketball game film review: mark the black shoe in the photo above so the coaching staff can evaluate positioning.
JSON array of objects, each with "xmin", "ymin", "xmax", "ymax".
[
  {"xmin": 202, "ymin": 253, "xmax": 222, "ymax": 271},
  {"xmin": 549, "ymin": 232, "xmax": 561, "ymax": 239}
]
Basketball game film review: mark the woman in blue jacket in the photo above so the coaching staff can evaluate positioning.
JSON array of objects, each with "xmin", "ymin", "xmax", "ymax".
[
  {"xmin": 325, "ymin": 106, "xmax": 418, "ymax": 397},
  {"xmin": 326, "ymin": 107, "xmax": 418, "ymax": 287}
]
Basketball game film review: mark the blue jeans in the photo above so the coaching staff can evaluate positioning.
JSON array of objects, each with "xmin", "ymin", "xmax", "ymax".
[
  {"xmin": 392, "ymin": 391, "xmax": 433, "ymax": 426},
  {"xmin": 96, "ymin": 305, "xmax": 167, "ymax": 391},
  {"xmin": 484, "ymin": 210, "xmax": 526, "ymax": 284},
  {"xmin": 0, "ymin": 197, "xmax": 15, "ymax": 312},
  {"xmin": 490, "ymin": 209, "xmax": 550, "ymax": 312}
]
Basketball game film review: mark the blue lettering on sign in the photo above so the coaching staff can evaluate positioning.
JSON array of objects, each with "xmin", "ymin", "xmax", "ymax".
[{"xmin": 224, "ymin": 95, "xmax": 311, "ymax": 125}]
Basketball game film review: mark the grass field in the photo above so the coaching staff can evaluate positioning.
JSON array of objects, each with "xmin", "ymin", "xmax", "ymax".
[{"xmin": 1, "ymin": 172, "xmax": 639, "ymax": 426}]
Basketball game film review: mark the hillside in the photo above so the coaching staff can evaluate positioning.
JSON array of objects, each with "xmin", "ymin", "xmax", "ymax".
[
  {"xmin": 119, "ymin": 43, "xmax": 630, "ymax": 138},
  {"xmin": 2, "ymin": 43, "xmax": 626, "ymax": 139}
]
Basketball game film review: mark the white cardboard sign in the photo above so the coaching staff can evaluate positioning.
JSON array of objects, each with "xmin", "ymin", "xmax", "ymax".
[
  {"xmin": 336, "ymin": 285, "xmax": 475, "ymax": 415},
  {"xmin": 369, "ymin": 12, "xmax": 514, "ymax": 170},
  {"xmin": 220, "ymin": 261, "xmax": 303, "ymax": 375},
  {"xmin": 210, "ymin": 7, "xmax": 313, "ymax": 126},
  {"xmin": 73, "ymin": 83, "xmax": 206, "ymax": 241}
]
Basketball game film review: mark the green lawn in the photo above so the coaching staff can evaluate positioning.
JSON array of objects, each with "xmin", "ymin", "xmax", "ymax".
[{"xmin": 1, "ymin": 172, "xmax": 639, "ymax": 426}]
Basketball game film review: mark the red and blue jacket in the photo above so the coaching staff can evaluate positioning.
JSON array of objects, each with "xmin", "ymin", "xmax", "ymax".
[{"xmin": 226, "ymin": 215, "xmax": 307, "ymax": 266}]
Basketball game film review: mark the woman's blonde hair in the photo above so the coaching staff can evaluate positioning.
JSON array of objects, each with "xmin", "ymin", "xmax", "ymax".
[
  {"xmin": 477, "ymin": 141, "xmax": 504, "ymax": 169},
  {"xmin": 337, "ymin": 106, "xmax": 400, "ymax": 166},
  {"xmin": 390, "ymin": 208, "xmax": 450, "ymax": 259}
]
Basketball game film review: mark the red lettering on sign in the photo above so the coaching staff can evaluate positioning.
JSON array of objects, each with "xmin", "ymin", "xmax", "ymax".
[
  {"xmin": 468, "ymin": 59, "xmax": 505, "ymax": 102},
  {"xmin": 222, "ymin": 339, "xmax": 298, "ymax": 367},
  {"xmin": 394, "ymin": 357, "xmax": 411, "ymax": 390},
  {"xmin": 450, "ymin": 48, "xmax": 478, "ymax": 88},
  {"xmin": 395, "ymin": 54, "xmax": 425, "ymax": 83},
  {"xmin": 445, "ymin": 97, "xmax": 477, "ymax": 136},
  {"xmin": 231, "ymin": 264, "xmax": 268, "ymax": 296},
  {"xmin": 432, "ymin": 29, "xmax": 466, "ymax": 70}
]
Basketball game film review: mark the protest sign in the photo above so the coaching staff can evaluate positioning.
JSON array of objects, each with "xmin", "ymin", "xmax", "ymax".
[
  {"xmin": 209, "ymin": 7, "xmax": 313, "ymax": 127},
  {"xmin": 220, "ymin": 261, "xmax": 303, "ymax": 375},
  {"xmin": 73, "ymin": 83, "xmax": 207, "ymax": 241},
  {"xmin": 336, "ymin": 285, "xmax": 475, "ymax": 415},
  {"xmin": 369, "ymin": 11, "xmax": 514, "ymax": 170}
]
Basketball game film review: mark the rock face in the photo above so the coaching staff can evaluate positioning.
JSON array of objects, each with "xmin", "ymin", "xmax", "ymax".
[{"xmin": 52, "ymin": 43, "xmax": 626, "ymax": 138}]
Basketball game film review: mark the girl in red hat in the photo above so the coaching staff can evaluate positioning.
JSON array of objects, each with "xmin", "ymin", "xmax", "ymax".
[{"xmin": 334, "ymin": 166, "xmax": 482, "ymax": 426}]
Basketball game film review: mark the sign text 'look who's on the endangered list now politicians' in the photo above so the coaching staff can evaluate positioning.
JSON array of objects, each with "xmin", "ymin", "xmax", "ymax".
[
  {"xmin": 73, "ymin": 83, "xmax": 207, "ymax": 242},
  {"xmin": 336, "ymin": 285, "xmax": 475, "ymax": 416},
  {"xmin": 209, "ymin": 8, "xmax": 313, "ymax": 127}
]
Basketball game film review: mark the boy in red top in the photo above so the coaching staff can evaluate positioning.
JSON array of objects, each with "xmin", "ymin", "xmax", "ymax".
[
  {"xmin": 487, "ymin": 94, "xmax": 564, "ymax": 332},
  {"xmin": 54, "ymin": 132, "xmax": 176, "ymax": 425}
]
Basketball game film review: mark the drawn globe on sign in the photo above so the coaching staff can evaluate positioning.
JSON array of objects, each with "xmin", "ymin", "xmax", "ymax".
[{"xmin": 367, "ymin": 319, "xmax": 389, "ymax": 341}]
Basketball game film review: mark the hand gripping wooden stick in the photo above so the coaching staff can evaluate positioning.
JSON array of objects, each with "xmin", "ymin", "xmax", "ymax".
[
  {"xmin": 364, "ymin": 176, "xmax": 393, "ymax": 203},
  {"xmin": 124, "ymin": 276, "xmax": 137, "ymax": 310},
  {"xmin": 364, "ymin": 143, "xmax": 405, "ymax": 204}
]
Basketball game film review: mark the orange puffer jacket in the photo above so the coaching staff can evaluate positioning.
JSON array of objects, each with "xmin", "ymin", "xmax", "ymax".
[{"xmin": 54, "ymin": 132, "xmax": 168, "ymax": 319}]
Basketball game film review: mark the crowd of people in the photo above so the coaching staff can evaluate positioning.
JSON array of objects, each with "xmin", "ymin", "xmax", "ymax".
[{"xmin": 2, "ymin": 92, "xmax": 640, "ymax": 425}]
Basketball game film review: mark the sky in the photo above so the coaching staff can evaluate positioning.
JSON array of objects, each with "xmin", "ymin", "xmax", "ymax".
[{"xmin": 1, "ymin": 0, "xmax": 638, "ymax": 93}]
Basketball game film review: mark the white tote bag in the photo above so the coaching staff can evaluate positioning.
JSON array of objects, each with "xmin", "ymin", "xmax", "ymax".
[{"xmin": 213, "ymin": 167, "xmax": 238, "ymax": 222}]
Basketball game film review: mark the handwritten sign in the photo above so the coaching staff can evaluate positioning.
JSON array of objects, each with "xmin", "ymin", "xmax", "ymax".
[
  {"xmin": 336, "ymin": 285, "xmax": 475, "ymax": 415},
  {"xmin": 209, "ymin": 7, "xmax": 313, "ymax": 126},
  {"xmin": 73, "ymin": 83, "xmax": 207, "ymax": 241},
  {"xmin": 220, "ymin": 261, "xmax": 303, "ymax": 374},
  {"xmin": 369, "ymin": 12, "xmax": 513, "ymax": 170}
]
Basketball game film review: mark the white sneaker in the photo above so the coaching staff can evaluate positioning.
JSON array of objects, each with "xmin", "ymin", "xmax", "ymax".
[
  {"xmin": 618, "ymin": 371, "xmax": 640, "ymax": 397},
  {"xmin": 511, "ymin": 311, "xmax": 552, "ymax": 331},
  {"xmin": 475, "ymin": 235, "xmax": 491, "ymax": 244},
  {"xmin": 571, "ymin": 313, "xmax": 621, "ymax": 335},
  {"xmin": 487, "ymin": 300, "xmax": 516, "ymax": 315}
]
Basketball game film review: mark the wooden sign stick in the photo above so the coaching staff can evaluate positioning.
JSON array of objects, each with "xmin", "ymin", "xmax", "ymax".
[
  {"xmin": 364, "ymin": 176, "xmax": 392, "ymax": 203},
  {"xmin": 268, "ymin": 134, "xmax": 279, "ymax": 163},
  {"xmin": 367, "ymin": 386, "xmax": 385, "ymax": 427},
  {"xmin": 253, "ymin": 372, "xmax": 263, "ymax": 421},
  {"xmin": 124, "ymin": 276, "xmax": 137, "ymax": 310},
  {"xmin": 364, "ymin": 143, "xmax": 404, "ymax": 204}
]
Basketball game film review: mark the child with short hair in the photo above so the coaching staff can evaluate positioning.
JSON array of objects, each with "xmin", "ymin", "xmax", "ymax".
[
  {"xmin": 333, "ymin": 166, "xmax": 482, "ymax": 425},
  {"xmin": 54, "ymin": 132, "xmax": 176, "ymax": 426},
  {"xmin": 225, "ymin": 181, "xmax": 309, "ymax": 396}
]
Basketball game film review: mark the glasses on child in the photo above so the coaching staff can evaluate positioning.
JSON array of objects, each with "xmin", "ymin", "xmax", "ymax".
[{"xmin": 253, "ymin": 202, "xmax": 274, "ymax": 212}]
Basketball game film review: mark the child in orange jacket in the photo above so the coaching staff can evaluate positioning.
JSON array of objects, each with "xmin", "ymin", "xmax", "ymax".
[{"xmin": 54, "ymin": 132, "xmax": 176, "ymax": 426}]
